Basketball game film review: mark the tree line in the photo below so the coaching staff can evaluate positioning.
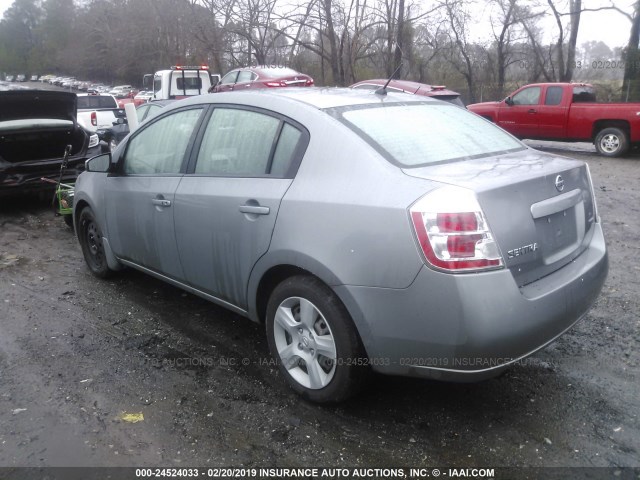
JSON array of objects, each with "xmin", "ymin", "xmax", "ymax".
[{"xmin": 1, "ymin": 0, "xmax": 639, "ymax": 103}]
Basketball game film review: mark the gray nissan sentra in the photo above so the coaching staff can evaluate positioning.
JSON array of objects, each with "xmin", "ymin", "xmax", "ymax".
[{"xmin": 73, "ymin": 88, "xmax": 608, "ymax": 403}]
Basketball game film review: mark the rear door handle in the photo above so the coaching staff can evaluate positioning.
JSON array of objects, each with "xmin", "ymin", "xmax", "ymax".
[
  {"xmin": 152, "ymin": 199, "xmax": 171, "ymax": 207},
  {"xmin": 528, "ymin": 109, "xmax": 537, "ymax": 114},
  {"xmin": 239, "ymin": 205, "xmax": 270, "ymax": 215}
]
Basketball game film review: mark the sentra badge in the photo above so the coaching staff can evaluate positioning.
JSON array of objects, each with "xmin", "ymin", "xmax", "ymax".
[{"xmin": 508, "ymin": 243, "xmax": 538, "ymax": 259}]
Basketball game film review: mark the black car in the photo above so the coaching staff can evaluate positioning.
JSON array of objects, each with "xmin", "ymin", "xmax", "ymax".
[{"xmin": 0, "ymin": 90, "xmax": 103, "ymax": 195}]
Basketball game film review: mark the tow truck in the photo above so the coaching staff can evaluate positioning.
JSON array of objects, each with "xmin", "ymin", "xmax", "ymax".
[{"xmin": 143, "ymin": 65, "xmax": 221, "ymax": 101}]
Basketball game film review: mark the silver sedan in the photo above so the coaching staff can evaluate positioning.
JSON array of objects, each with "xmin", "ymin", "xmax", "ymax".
[{"xmin": 73, "ymin": 88, "xmax": 608, "ymax": 403}]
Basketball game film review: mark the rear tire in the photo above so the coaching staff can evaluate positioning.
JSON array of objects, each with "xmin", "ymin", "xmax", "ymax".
[
  {"xmin": 595, "ymin": 127, "xmax": 629, "ymax": 157},
  {"xmin": 265, "ymin": 275, "xmax": 369, "ymax": 403},
  {"xmin": 78, "ymin": 207, "xmax": 113, "ymax": 278}
]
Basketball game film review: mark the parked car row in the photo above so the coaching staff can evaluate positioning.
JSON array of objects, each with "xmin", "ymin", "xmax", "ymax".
[
  {"xmin": 38, "ymin": 74, "xmax": 131, "ymax": 98},
  {"xmin": 3, "ymin": 74, "xmax": 40, "ymax": 82}
]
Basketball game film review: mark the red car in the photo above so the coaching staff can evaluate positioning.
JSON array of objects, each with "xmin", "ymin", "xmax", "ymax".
[
  {"xmin": 210, "ymin": 66, "xmax": 314, "ymax": 93},
  {"xmin": 350, "ymin": 79, "xmax": 464, "ymax": 107}
]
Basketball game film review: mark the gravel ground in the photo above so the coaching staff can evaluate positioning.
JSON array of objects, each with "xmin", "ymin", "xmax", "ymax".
[{"xmin": 0, "ymin": 138, "xmax": 639, "ymax": 477}]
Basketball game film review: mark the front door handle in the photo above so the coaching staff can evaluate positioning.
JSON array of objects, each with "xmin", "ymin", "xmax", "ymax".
[
  {"xmin": 152, "ymin": 198, "xmax": 171, "ymax": 207},
  {"xmin": 528, "ymin": 108, "xmax": 537, "ymax": 114},
  {"xmin": 239, "ymin": 205, "xmax": 270, "ymax": 215}
]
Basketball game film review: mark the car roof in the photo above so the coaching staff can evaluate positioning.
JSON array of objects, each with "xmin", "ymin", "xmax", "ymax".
[
  {"xmin": 177, "ymin": 87, "xmax": 434, "ymax": 111},
  {"xmin": 352, "ymin": 79, "xmax": 460, "ymax": 97}
]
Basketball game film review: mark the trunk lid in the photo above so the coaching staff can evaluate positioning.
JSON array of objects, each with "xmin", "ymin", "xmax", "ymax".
[
  {"xmin": 403, "ymin": 149, "xmax": 597, "ymax": 286},
  {"xmin": 0, "ymin": 90, "xmax": 77, "ymax": 123}
]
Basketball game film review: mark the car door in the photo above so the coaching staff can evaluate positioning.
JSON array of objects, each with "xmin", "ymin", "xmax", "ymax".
[
  {"xmin": 536, "ymin": 85, "xmax": 568, "ymax": 139},
  {"xmin": 214, "ymin": 71, "xmax": 239, "ymax": 92},
  {"xmin": 496, "ymin": 85, "xmax": 542, "ymax": 139},
  {"xmin": 104, "ymin": 107, "xmax": 205, "ymax": 280},
  {"xmin": 236, "ymin": 70, "xmax": 258, "ymax": 89},
  {"xmin": 174, "ymin": 106, "xmax": 307, "ymax": 308}
]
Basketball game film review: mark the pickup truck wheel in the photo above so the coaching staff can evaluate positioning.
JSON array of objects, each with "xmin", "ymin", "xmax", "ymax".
[
  {"xmin": 595, "ymin": 127, "xmax": 629, "ymax": 157},
  {"xmin": 265, "ymin": 275, "xmax": 370, "ymax": 403}
]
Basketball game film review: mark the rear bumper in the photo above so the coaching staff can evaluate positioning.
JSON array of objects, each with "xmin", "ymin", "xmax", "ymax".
[
  {"xmin": 0, "ymin": 154, "xmax": 92, "ymax": 197},
  {"xmin": 335, "ymin": 223, "xmax": 608, "ymax": 381}
]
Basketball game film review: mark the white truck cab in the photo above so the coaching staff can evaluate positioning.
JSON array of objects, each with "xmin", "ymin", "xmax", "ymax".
[{"xmin": 144, "ymin": 65, "xmax": 221, "ymax": 100}]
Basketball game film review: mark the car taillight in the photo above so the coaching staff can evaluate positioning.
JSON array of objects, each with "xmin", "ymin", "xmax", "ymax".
[
  {"xmin": 91, "ymin": 111, "xmax": 97, "ymax": 127},
  {"xmin": 409, "ymin": 186, "xmax": 503, "ymax": 272},
  {"xmin": 305, "ymin": 78, "xmax": 314, "ymax": 86}
]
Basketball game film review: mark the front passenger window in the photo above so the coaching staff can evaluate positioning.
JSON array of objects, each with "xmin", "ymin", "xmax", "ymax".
[
  {"xmin": 512, "ymin": 87, "xmax": 541, "ymax": 106},
  {"xmin": 124, "ymin": 108, "xmax": 202, "ymax": 175}
]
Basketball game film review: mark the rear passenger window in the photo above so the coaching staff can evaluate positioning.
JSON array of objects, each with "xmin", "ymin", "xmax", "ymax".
[
  {"xmin": 195, "ymin": 108, "xmax": 302, "ymax": 177},
  {"xmin": 545, "ymin": 86, "xmax": 563, "ymax": 105},
  {"xmin": 271, "ymin": 123, "xmax": 302, "ymax": 176},
  {"xmin": 236, "ymin": 71, "xmax": 256, "ymax": 83}
]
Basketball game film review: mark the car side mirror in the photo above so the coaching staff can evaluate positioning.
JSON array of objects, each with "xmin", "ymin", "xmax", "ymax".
[
  {"xmin": 85, "ymin": 153, "xmax": 113, "ymax": 173},
  {"xmin": 505, "ymin": 96, "xmax": 514, "ymax": 106}
]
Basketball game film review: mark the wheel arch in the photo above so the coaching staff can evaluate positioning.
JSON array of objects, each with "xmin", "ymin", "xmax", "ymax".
[
  {"xmin": 73, "ymin": 198, "xmax": 91, "ymax": 232},
  {"xmin": 592, "ymin": 119, "xmax": 630, "ymax": 141},
  {"xmin": 251, "ymin": 255, "xmax": 340, "ymax": 322},
  {"xmin": 74, "ymin": 196, "xmax": 123, "ymax": 271},
  {"xmin": 249, "ymin": 255, "xmax": 373, "ymax": 359}
]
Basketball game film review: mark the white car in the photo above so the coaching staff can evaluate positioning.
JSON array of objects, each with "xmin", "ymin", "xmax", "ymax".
[{"xmin": 109, "ymin": 85, "xmax": 135, "ymax": 98}]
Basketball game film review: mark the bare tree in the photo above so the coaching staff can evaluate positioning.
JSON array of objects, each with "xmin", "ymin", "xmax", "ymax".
[
  {"xmin": 621, "ymin": 1, "xmax": 640, "ymax": 100},
  {"xmin": 488, "ymin": 0, "xmax": 540, "ymax": 95},
  {"xmin": 440, "ymin": 0, "xmax": 483, "ymax": 102}
]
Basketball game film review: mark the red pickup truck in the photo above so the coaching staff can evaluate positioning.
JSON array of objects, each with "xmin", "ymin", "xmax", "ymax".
[{"xmin": 467, "ymin": 83, "xmax": 640, "ymax": 157}]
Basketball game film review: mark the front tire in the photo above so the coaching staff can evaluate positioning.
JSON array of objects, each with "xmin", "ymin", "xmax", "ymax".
[
  {"xmin": 595, "ymin": 127, "xmax": 629, "ymax": 157},
  {"xmin": 266, "ymin": 275, "xmax": 369, "ymax": 403},
  {"xmin": 78, "ymin": 207, "xmax": 113, "ymax": 278}
]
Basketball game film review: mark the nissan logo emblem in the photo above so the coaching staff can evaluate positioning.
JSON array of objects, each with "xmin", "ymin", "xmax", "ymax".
[{"xmin": 555, "ymin": 175, "xmax": 565, "ymax": 192}]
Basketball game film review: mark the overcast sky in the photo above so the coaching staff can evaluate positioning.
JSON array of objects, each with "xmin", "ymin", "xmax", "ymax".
[{"xmin": 0, "ymin": 0, "xmax": 633, "ymax": 50}]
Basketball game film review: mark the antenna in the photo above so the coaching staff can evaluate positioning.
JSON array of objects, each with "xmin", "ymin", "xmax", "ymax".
[{"xmin": 375, "ymin": 62, "xmax": 403, "ymax": 96}]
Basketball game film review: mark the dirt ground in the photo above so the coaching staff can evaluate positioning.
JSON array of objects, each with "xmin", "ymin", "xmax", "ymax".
[{"xmin": 0, "ymin": 141, "xmax": 638, "ymax": 477}]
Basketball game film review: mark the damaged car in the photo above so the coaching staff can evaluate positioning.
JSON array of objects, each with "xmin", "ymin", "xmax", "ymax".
[
  {"xmin": 73, "ymin": 89, "xmax": 607, "ymax": 403},
  {"xmin": 0, "ymin": 90, "xmax": 102, "ymax": 195}
]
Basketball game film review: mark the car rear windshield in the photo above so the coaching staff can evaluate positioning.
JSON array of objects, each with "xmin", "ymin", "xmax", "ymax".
[
  {"xmin": 339, "ymin": 102, "xmax": 524, "ymax": 167},
  {"xmin": 77, "ymin": 96, "xmax": 117, "ymax": 109}
]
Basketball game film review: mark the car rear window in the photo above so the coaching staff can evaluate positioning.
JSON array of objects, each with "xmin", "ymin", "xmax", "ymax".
[
  {"xmin": 430, "ymin": 95, "xmax": 465, "ymax": 107},
  {"xmin": 339, "ymin": 103, "xmax": 524, "ymax": 167},
  {"xmin": 177, "ymin": 77, "xmax": 202, "ymax": 90},
  {"xmin": 77, "ymin": 95, "xmax": 118, "ymax": 109}
]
